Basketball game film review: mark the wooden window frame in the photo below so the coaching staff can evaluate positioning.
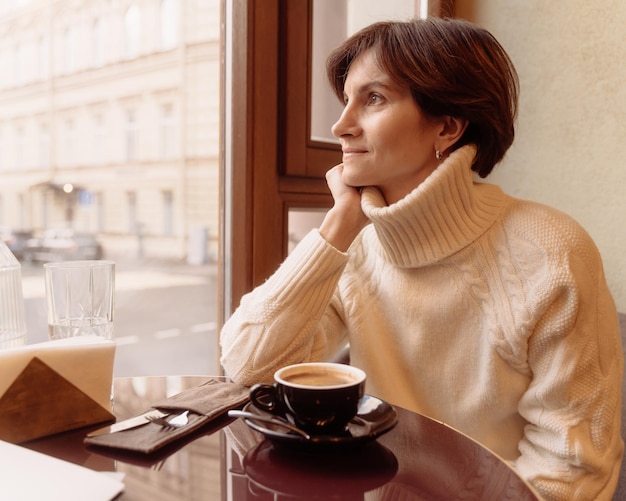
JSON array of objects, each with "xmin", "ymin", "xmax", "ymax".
[
  {"xmin": 221, "ymin": 0, "xmax": 456, "ymax": 322},
  {"xmin": 222, "ymin": 0, "xmax": 337, "ymax": 320}
]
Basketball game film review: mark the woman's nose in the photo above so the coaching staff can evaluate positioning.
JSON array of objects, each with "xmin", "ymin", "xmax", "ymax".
[{"xmin": 331, "ymin": 106, "xmax": 359, "ymax": 138}]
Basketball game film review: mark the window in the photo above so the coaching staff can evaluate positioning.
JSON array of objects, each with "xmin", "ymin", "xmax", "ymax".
[
  {"xmin": 5, "ymin": 49, "xmax": 14, "ymax": 88},
  {"xmin": 9, "ymin": 45, "xmax": 19, "ymax": 87},
  {"xmin": 159, "ymin": 103, "xmax": 175, "ymax": 160},
  {"xmin": 160, "ymin": 0, "xmax": 178, "ymax": 50},
  {"xmin": 62, "ymin": 119, "xmax": 75, "ymax": 166},
  {"xmin": 127, "ymin": 191, "xmax": 137, "ymax": 233},
  {"xmin": 18, "ymin": 193, "xmax": 25, "ymax": 228},
  {"xmin": 37, "ymin": 36, "xmax": 49, "ymax": 80},
  {"xmin": 92, "ymin": 18, "xmax": 104, "ymax": 68},
  {"xmin": 125, "ymin": 110, "xmax": 138, "ymax": 162},
  {"xmin": 224, "ymin": 1, "xmax": 339, "ymax": 308},
  {"xmin": 162, "ymin": 190, "xmax": 173, "ymax": 236},
  {"xmin": 38, "ymin": 124, "xmax": 50, "ymax": 168},
  {"xmin": 96, "ymin": 192, "xmax": 104, "ymax": 232},
  {"xmin": 92, "ymin": 113, "xmax": 106, "ymax": 165},
  {"xmin": 224, "ymin": 0, "xmax": 447, "ymax": 313},
  {"xmin": 62, "ymin": 28, "xmax": 75, "ymax": 74},
  {"xmin": 124, "ymin": 5, "xmax": 141, "ymax": 60},
  {"xmin": 15, "ymin": 126, "xmax": 25, "ymax": 169},
  {"xmin": 14, "ymin": 43, "xmax": 23, "ymax": 85},
  {"xmin": 0, "ymin": 0, "xmax": 223, "ymax": 378}
]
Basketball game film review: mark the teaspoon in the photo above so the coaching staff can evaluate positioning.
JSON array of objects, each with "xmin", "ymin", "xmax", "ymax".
[{"xmin": 228, "ymin": 410, "xmax": 311, "ymax": 439}]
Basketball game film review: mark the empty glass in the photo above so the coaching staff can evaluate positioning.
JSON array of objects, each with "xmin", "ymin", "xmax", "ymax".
[
  {"xmin": 44, "ymin": 260, "xmax": 115, "ymax": 341},
  {"xmin": 0, "ymin": 240, "xmax": 27, "ymax": 349}
]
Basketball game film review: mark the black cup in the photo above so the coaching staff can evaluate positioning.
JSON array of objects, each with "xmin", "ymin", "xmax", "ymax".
[{"xmin": 250, "ymin": 362, "xmax": 366, "ymax": 435}]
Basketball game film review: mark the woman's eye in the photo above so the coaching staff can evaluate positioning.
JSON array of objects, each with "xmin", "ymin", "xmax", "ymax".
[{"xmin": 368, "ymin": 94, "xmax": 383, "ymax": 105}]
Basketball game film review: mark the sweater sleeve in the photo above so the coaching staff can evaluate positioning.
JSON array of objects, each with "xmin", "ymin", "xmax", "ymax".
[
  {"xmin": 219, "ymin": 229, "xmax": 350, "ymax": 386},
  {"xmin": 513, "ymin": 241, "xmax": 624, "ymax": 501}
]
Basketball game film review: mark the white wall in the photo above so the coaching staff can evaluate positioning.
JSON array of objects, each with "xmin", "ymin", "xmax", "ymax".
[{"xmin": 458, "ymin": 0, "xmax": 626, "ymax": 311}]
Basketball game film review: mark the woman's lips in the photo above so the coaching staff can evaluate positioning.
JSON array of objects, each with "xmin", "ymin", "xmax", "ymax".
[{"xmin": 342, "ymin": 148, "xmax": 368, "ymax": 159}]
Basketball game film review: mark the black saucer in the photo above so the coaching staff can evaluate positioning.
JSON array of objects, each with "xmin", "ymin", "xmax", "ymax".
[{"xmin": 241, "ymin": 394, "xmax": 398, "ymax": 449}]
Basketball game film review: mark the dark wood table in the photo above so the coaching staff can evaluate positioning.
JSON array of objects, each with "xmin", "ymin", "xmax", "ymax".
[{"xmin": 24, "ymin": 376, "xmax": 542, "ymax": 500}]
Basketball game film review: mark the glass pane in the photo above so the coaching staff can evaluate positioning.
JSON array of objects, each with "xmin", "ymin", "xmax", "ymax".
[
  {"xmin": 0, "ymin": 0, "xmax": 221, "ymax": 377},
  {"xmin": 311, "ymin": 0, "xmax": 419, "ymax": 143},
  {"xmin": 288, "ymin": 208, "xmax": 328, "ymax": 254}
]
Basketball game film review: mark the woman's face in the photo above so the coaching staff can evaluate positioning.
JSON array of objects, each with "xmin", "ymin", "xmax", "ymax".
[{"xmin": 331, "ymin": 50, "xmax": 444, "ymax": 205}]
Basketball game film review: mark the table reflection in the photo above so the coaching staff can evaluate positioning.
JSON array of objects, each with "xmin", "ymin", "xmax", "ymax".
[
  {"xmin": 374, "ymin": 410, "xmax": 538, "ymax": 500},
  {"xmin": 224, "ymin": 416, "xmax": 398, "ymax": 500},
  {"xmin": 24, "ymin": 376, "xmax": 541, "ymax": 500},
  {"xmin": 223, "ymin": 404, "xmax": 539, "ymax": 501},
  {"xmin": 245, "ymin": 441, "xmax": 397, "ymax": 499}
]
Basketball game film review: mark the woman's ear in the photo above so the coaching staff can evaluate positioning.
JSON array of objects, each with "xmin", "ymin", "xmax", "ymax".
[{"xmin": 438, "ymin": 116, "xmax": 468, "ymax": 151}]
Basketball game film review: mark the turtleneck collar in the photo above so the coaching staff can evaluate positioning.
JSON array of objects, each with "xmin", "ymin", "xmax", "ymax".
[{"xmin": 359, "ymin": 145, "xmax": 507, "ymax": 268}]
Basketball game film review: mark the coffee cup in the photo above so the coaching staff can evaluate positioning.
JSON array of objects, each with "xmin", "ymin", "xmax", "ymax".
[{"xmin": 249, "ymin": 362, "xmax": 366, "ymax": 435}]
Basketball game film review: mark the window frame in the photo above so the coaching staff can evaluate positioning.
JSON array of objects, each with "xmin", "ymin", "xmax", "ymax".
[
  {"xmin": 221, "ymin": 0, "xmax": 455, "ymax": 326},
  {"xmin": 222, "ymin": 0, "xmax": 335, "ymax": 323}
]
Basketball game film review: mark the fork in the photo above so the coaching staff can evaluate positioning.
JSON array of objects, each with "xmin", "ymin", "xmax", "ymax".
[{"xmin": 147, "ymin": 410, "xmax": 190, "ymax": 430}]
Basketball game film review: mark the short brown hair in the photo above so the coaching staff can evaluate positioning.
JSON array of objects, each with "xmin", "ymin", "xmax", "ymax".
[{"xmin": 326, "ymin": 17, "xmax": 519, "ymax": 177}]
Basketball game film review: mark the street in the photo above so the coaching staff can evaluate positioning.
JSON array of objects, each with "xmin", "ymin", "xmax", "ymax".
[{"xmin": 21, "ymin": 259, "xmax": 220, "ymax": 377}]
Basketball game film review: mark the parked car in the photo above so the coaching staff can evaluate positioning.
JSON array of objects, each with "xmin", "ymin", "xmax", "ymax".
[
  {"xmin": 23, "ymin": 229, "xmax": 104, "ymax": 263},
  {"xmin": 0, "ymin": 226, "xmax": 34, "ymax": 260}
]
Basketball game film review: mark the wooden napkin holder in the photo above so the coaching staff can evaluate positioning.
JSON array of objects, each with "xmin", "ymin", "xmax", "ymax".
[
  {"xmin": 0, "ymin": 357, "xmax": 114, "ymax": 443},
  {"xmin": 0, "ymin": 346, "xmax": 115, "ymax": 444}
]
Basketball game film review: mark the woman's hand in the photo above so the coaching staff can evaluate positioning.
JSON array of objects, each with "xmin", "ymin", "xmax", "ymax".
[{"xmin": 319, "ymin": 164, "xmax": 370, "ymax": 252}]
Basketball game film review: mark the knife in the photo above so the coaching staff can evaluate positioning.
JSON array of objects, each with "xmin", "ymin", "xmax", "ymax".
[{"xmin": 86, "ymin": 409, "xmax": 168, "ymax": 437}]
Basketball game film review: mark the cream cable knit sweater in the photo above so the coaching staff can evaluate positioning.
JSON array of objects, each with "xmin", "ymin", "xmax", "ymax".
[{"xmin": 220, "ymin": 145, "xmax": 623, "ymax": 500}]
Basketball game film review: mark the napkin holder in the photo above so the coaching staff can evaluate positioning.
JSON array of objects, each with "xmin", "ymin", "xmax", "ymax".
[{"xmin": 0, "ymin": 336, "xmax": 116, "ymax": 443}]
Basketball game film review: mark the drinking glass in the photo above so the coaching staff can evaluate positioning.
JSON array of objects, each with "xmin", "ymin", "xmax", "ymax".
[
  {"xmin": 0, "ymin": 240, "xmax": 27, "ymax": 349},
  {"xmin": 44, "ymin": 260, "xmax": 115, "ymax": 340}
]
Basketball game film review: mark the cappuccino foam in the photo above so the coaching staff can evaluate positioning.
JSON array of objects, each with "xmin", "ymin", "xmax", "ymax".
[{"xmin": 284, "ymin": 370, "xmax": 358, "ymax": 387}]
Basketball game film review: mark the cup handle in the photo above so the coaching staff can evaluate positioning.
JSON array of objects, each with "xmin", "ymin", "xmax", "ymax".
[{"xmin": 249, "ymin": 383, "xmax": 280, "ymax": 414}]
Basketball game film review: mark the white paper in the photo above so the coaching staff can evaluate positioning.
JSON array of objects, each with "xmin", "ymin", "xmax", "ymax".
[
  {"xmin": 0, "ymin": 440, "xmax": 124, "ymax": 501},
  {"xmin": 0, "ymin": 335, "xmax": 115, "ymax": 411}
]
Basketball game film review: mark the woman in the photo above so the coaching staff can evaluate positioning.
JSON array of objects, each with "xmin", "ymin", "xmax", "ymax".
[{"xmin": 220, "ymin": 17, "xmax": 623, "ymax": 500}]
